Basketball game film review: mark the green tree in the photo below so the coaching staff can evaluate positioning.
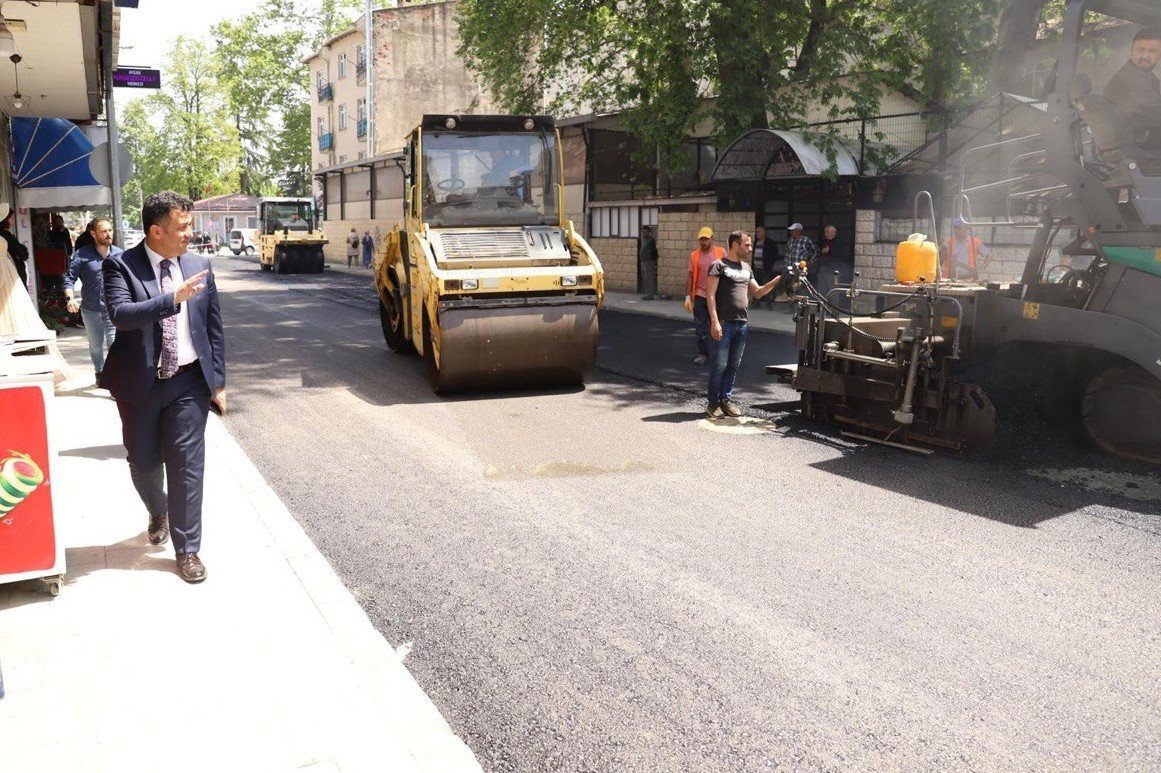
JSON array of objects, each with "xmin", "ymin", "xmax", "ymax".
[
  {"xmin": 457, "ymin": 0, "xmax": 1007, "ymax": 163},
  {"xmin": 214, "ymin": 0, "xmax": 313, "ymax": 196},
  {"xmin": 118, "ymin": 38, "xmax": 240, "ymax": 201}
]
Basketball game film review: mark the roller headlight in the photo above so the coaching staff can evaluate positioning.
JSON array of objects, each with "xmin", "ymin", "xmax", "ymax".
[
  {"xmin": 461, "ymin": 278, "xmax": 479, "ymax": 290},
  {"xmin": 560, "ymin": 275, "xmax": 578, "ymax": 287}
]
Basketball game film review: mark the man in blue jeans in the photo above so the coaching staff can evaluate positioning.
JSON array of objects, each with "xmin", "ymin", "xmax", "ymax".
[
  {"xmin": 705, "ymin": 230, "xmax": 782, "ymax": 418},
  {"xmin": 63, "ymin": 217, "xmax": 121, "ymax": 388}
]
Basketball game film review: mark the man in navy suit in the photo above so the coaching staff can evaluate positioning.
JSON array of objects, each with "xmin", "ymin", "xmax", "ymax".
[{"xmin": 103, "ymin": 191, "xmax": 226, "ymax": 583}]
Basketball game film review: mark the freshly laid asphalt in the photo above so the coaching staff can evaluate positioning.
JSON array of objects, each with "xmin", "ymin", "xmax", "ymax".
[{"xmin": 212, "ymin": 257, "xmax": 1160, "ymax": 771}]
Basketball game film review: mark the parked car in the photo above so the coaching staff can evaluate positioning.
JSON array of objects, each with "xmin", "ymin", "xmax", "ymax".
[{"xmin": 229, "ymin": 228, "xmax": 257, "ymax": 256}]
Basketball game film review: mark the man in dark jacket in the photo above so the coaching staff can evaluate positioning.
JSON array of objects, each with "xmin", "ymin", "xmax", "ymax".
[
  {"xmin": 639, "ymin": 225, "xmax": 660, "ymax": 299},
  {"xmin": 0, "ymin": 207, "xmax": 28, "ymax": 290},
  {"xmin": 1103, "ymin": 27, "xmax": 1161, "ymax": 149},
  {"xmin": 751, "ymin": 225, "xmax": 780, "ymax": 308},
  {"xmin": 818, "ymin": 224, "xmax": 848, "ymax": 295}
]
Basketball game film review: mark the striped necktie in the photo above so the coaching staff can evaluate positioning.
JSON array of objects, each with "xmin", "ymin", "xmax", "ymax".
[{"xmin": 158, "ymin": 259, "xmax": 179, "ymax": 378}]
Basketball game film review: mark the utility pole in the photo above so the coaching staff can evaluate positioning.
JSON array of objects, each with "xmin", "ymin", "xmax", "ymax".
[{"xmin": 100, "ymin": 1, "xmax": 124, "ymax": 243}]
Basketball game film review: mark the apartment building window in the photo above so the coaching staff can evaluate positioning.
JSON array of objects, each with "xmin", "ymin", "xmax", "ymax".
[
  {"xmin": 339, "ymin": 155, "xmax": 348, "ymax": 164},
  {"xmin": 338, "ymin": 53, "xmax": 348, "ymax": 79},
  {"xmin": 338, "ymin": 104, "xmax": 348, "ymax": 130},
  {"xmin": 316, "ymin": 70, "xmax": 324, "ymax": 89},
  {"xmin": 317, "ymin": 117, "xmax": 326, "ymax": 135},
  {"xmin": 357, "ymin": 98, "xmax": 366, "ymax": 123}
]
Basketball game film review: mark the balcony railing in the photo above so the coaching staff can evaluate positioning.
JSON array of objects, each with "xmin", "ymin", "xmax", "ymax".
[
  {"xmin": 317, "ymin": 132, "xmax": 334, "ymax": 151},
  {"xmin": 317, "ymin": 82, "xmax": 333, "ymax": 102},
  {"xmin": 356, "ymin": 60, "xmax": 367, "ymax": 84},
  {"xmin": 356, "ymin": 117, "xmax": 368, "ymax": 139}
]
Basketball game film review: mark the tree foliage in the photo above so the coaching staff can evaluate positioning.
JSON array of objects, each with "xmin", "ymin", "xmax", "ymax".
[
  {"xmin": 119, "ymin": 38, "xmax": 239, "ymax": 202},
  {"xmin": 457, "ymin": 0, "xmax": 1009, "ymax": 161},
  {"xmin": 212, "ymin": 0, "xmax": 313, "ymax": 196}
]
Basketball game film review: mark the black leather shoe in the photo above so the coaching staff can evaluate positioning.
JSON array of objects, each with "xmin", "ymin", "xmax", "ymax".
[
  {"xmin": 176, "ymin": 552, "xmax": 207, "ymax": 583},
  {"xmin": 148, "ymin": 512, "xmax": 169, "ymax": 546}
]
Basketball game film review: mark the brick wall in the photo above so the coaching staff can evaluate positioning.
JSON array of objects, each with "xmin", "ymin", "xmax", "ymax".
[
  {"xmin": 655, "ymin": 210, "xmax": 756, "ymax": 297},
  {"xmin": 589, "ymin": 237, "xmax": 638, "ymax": 291},
  {"xmin": 853, "ymin": 209, "xmax": 1031, "ymax": 287}
]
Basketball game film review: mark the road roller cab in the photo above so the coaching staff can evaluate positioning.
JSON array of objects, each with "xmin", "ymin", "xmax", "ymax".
[
  {"xmin": 258, "ymin": 197, "xmax": 328, "ymax": 274},
  {"xmin": 374, "ymin": 114, "xmax": 605, "ymax": 392}
]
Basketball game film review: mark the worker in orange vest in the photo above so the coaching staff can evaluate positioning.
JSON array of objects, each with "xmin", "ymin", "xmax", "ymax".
[
  {"xmin": 941, "ymin": 218, "xmax": 993, "ymax": 282},
  {"xmin": 684, "ymin": 226, "xmax": 727, "ymax": 365}
]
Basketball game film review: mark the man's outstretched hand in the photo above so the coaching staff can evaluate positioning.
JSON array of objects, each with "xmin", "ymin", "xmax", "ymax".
[{"xmin": 175, "ymin": 270, "xmax": 210, "ymax": 304}]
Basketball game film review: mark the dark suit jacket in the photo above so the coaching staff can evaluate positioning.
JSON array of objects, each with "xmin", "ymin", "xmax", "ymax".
[{"xmin": 102, "ymin": 243, "xmax": 226, "ymax": 405}]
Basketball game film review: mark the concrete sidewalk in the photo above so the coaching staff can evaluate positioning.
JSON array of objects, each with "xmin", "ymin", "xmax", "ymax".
[{"xmin": 0, "ymin": 331, "xmax": 479, "ymax": 772}]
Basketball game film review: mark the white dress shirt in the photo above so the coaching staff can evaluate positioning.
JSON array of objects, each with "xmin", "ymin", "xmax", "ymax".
[{"xmin": 143, "ymin": 242, "xmax": 198, "ymax": 366}]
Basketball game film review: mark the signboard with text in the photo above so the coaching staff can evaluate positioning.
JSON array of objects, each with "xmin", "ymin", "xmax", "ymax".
[{"xmin": 112, "ymin": 67, "xmax": 161, "ymax": 89}]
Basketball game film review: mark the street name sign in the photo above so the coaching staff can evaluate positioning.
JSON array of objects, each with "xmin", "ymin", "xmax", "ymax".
[{"xmin": 112, "ymin": 67, "xmax": 160, "ymax": 89}]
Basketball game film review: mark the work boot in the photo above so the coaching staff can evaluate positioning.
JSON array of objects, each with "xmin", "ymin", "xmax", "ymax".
[
  {"xmin": 720, "ymin": 399, "xmax": 742, "ymax": 418},
  {"xmin": 706, "ymin": 402, "xmax": 723, "ymax": 419}
]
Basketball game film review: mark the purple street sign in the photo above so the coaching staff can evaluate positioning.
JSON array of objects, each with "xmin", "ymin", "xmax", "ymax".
[{"xmin": 112, "ymin": 67, "xmax": 161, "ymax": 89}]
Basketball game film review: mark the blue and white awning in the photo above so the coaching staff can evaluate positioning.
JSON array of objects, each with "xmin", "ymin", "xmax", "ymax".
[{"xmin": 11, "ymin": 117, "xmax": 110, "ymax": 208}]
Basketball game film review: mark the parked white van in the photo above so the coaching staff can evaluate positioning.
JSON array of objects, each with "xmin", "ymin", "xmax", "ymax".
[{"xmin": 229, "ymin": 228, "xmax": 257, "ymax": 255}]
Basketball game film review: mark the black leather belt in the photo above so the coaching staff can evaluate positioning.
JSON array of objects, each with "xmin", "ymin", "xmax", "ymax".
[{"xmin": 157, "ymin": 360, "xmax": 198, "ymax": 380}]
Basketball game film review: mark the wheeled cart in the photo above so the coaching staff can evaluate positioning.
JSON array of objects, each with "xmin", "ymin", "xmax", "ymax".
[{"xmin": 0, "ymin": 365, "xmax": 65, "ymax": 596}]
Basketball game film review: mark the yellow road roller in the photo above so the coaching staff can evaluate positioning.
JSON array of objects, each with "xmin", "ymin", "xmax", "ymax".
[
  {"xmin": 373, "ymin": 115, "xmax": 604, "ymax": 392},
  {"xmin": 258, "ymin": 197, "xmax": 328, "ymax": 274}
]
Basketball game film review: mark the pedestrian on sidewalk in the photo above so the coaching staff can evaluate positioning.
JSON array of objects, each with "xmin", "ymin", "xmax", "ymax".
[
  {"xmin": 705, "ymin": 230, "xmax": 782, "ymax": 418},
  {"xmin": 63, "ymin": 217, "xmax": 120, "ymax": 387},
  {"xmin": 684, "ymin": 226, "xmax": 726, "ymax": 365},
  {"xmin": 752, "ymin": 224, "xmax": 780, "ymax": 308},
  {"xmin": 0, "ymin": 206, "xmax": 28, "ymax": 291},
  {"xmin": 818, "ymin": 224, "xmax": 847, "ymax": 296},
  {"xmin": 784, "ymin": 222, "xmax": 817, "ymax": 312},
  {"xmin": 103, "ymin": 190, "xmax": 227, "ymax": 584},
  {"xmin": 346, "ymin": 227, "xmax": 359, "ymax": 268},
  {"xmin": 362, "ymin": 230, "xmax": 374, "ymax": 268},
  {"xmin": 639, "ymin": 225, "xmax": 660, "ymax": 300}
]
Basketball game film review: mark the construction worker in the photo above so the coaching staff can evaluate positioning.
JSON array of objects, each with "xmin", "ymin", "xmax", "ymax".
[
  {"xmin": 684, "ymin": 226, "xmax": 727, "ymax": 365},
  {"xmin": 942, "ymin": 218, "xmax": 993, "ymax": 282}
]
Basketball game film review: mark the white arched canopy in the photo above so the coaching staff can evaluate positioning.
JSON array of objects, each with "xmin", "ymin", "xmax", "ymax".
[{"xmin": 710, "ymin": 129, "xmax": 860, "ymax": 182}]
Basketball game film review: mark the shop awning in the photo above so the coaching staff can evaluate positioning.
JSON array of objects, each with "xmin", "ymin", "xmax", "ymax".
[
  {"xmin": 11, "ymin": 117, "xmax": 110, "ymax": 209},
  {"xmin": 710, "ymin": 129, "xmax": 860, "ymax": 182}
]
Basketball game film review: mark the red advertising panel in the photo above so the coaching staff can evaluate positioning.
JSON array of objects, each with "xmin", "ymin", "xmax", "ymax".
[{"xmin": 0, "ymin": 385, "xmax": 55, "ymax": 573}]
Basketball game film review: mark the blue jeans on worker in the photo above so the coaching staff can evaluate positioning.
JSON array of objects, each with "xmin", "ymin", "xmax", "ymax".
[
  {"xmin": 707, "ymin": 320, "xmax": 748, "ymax": 406},
  {"xmin": 80, "ymin": 307, "xmax": 115, "ymax": 374}
]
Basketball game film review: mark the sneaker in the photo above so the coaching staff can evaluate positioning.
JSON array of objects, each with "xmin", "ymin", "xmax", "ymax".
[
  {"xmin": 693, "ymin": 354, "xmax": 707, "ymax": 365},
  {"xmin": 720, "ymin": 399, "xmax": 742, "ymax": 417},
  {"xmin": 706, "ymin": 403, "xmax": 723, "ymax": 419}
]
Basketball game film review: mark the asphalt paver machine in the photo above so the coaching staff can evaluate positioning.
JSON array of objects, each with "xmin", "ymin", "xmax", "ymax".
[
  {"xmin": 373, "ymin": 115, "xmax": 604, "ymax": 392},
  {"xmin": 777, "ymin": 0, "xmax": 1161, "ymax": 463}
]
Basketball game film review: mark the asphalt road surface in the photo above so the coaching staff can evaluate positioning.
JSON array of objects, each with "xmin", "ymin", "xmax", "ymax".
[{"xmin": 213, "ymin": 257, "xmax": 1160, "ymax": 771}]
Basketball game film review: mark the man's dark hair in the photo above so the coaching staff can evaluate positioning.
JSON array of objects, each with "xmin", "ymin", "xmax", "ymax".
[
  {"xmin": 1134, "ymin": 27, "xmax": 1161, "ymax": 43},
  {"xmin": 86, "ymin": 217, "xmax": 111, "ymax": 235},
  {"xmin": 728, "ymin": 230, "xmax": 748, "ymax": 249},
  {"xmin": 142, "ymin": 190, "xmax": 194, "ymax": 232},
  {"xmin": 642, "ymin": 225, "xmax": 651, "ymax": 234}
]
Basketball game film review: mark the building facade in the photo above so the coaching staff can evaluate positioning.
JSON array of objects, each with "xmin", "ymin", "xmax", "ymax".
[{"xmin": 305, "ymin": 0, "xmax": 500, "ymax": 263}]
